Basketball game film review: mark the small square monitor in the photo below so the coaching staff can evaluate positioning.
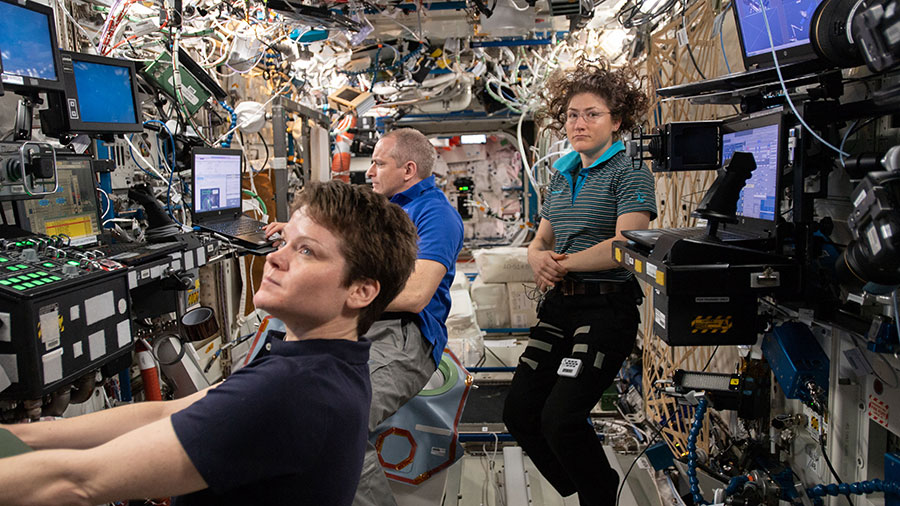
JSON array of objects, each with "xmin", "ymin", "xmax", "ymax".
[
  {"xmin": 733, "ymin": 0, "xmax": 826, "ymax": 69},
  {"xmin": 191, "ymin": 148, "xmax": 243, "ymax": 219},
  {"xmin": 0, "ymin": 0, "xmax": 64, "ymax": 92},
  {"xmin": 720, "ymin": 107, "xmax": 784, "ymax": 226},
  {"xmin": 59, "ymin": 51, "xmax": 144, "ymax": 134},
  {"xmin": 14, "ymin": 155, "xmax": 102, "ymax": 247}
]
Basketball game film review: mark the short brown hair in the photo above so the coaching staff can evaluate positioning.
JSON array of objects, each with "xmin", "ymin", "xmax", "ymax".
[
  {"xmin": 382, "ymin": 128, "xmax": 436, "ymax": 179},
  {"xmin": 291, "ymin": 181, "xmax": 418, "ymax": 335},
  {"xmin": 538, "ymin": 57, "xmax": 649, "ymax": 138}
]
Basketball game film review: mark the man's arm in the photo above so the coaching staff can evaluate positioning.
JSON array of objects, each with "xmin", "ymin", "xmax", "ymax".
[
  {"xmin": 385, "ymin": 259, "xmax": 446, "ymax": 313},
  {"xmin": 5, "ymin": 385, "xmax": 211, "ymax": 450},
  {"xmin": 527, "ymin": 219, "xmax": 568, "ymax": 291},
  {"xmin": 0, "ymin": 416, "xmax": 207, "ymax": 506},
  {"xmin": 558, "ymin": 211, "xmax": 651, "ymax": 273}
]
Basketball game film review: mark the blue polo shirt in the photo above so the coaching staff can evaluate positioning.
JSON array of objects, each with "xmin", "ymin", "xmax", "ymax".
[
  {"xmin": 390, "ymin": 175, "xmax": 464, "ymax": 366},
  {"xmin": 543, "ymin": 141, "xmax": 657, "ymax": 282}
]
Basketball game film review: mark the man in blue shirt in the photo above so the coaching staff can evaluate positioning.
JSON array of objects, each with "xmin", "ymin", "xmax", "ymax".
[
  {"xmin": 0, "ymin": 181, "xmax": 419, "ymax": 506},
  {"xmin": 356, "ymin": 128, "xmax": 464, "ymax": 506}
]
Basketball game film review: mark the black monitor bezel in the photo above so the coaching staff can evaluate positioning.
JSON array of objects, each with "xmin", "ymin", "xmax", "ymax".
[
  {"xmin": 190, "ymin": 147, "xmax": 244, "ymax": 220},
  {"xmin": 732, "ymin": 0, "xmax": 824, "ymax": 70},
  {"xmin": 719, "ymin": 106, "xmax": 785, "ymax": 237},
  {"xmin": 13, "ymin": 153, "xmax": 103, "ymax": 246},
  {"xmin": 60, "ymin": 50, "xmax": 144, "ymax": 134},
  {"xmin": 0, "ymin": 0, "xmax": 64, "ymax": 93}
]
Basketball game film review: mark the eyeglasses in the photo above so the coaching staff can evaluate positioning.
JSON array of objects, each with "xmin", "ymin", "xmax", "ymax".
[{"xmin": 565, "ymin": 110, "xmax": 612, "ymax": 124}]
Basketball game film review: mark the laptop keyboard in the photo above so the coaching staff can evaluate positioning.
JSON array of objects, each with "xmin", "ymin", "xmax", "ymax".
[{"xmin": 204, "ymin": 218, "xmax": 265, "ymax": 236}]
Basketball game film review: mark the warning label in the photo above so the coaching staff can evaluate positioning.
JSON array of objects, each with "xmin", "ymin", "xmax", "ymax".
[{"xmin": 869, "ymin": 394, "xmax": 889, "ymax": 428}]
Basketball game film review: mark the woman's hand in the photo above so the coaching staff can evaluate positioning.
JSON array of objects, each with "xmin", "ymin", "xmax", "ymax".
[
  {"xmin": 263, "ymin": 221, "xmax": 286, "ymax": 238},
  {"xmin": 528, "ymin": 250, "xmax": 568, "ymax": 292}
]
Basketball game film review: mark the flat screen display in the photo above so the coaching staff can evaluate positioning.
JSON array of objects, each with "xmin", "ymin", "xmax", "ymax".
[
  {"xmin": 193, "ymin": 153, "xmax": 242, "ymax": 214},
  {"xmin": 0, "ymin": 1, "xmax": 57, "ymax": 81},
  {"xmin": 735, "ymin": 0, "xmax": 824, "ymax": 59},
  {"xmin": 73, "ymin": 60, "xmax": 138, "ymax": 124},
  {"xmin": 721, "ymin": 123, "xmax": 780, "ymax": 222}
]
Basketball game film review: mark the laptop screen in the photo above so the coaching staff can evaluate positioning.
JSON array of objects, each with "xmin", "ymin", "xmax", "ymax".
[
  {"xmin": 15, "ymin": 156, "xmax": 101, "ymax": 246},
  {"xmin": 192, "ymin": 149, "xmax": 243, "ymax": 215},
  {"xmin": 734, "ymin": 0, "xmax": 825, "ymax": 68},
  {"xmin": 721, "ymin": 122, "xmax": 780, "ymax": 222}
]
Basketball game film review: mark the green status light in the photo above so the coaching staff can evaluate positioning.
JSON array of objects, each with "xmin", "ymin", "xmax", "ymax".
[{"xmin": 67, "ymin": 261, "xmax": 80, "ymax": 266}]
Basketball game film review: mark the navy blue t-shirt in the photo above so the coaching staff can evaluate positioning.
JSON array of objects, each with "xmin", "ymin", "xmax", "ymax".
[{"xmin": 170, "ymin": 334, "xmax": 372, "ymax": 506}]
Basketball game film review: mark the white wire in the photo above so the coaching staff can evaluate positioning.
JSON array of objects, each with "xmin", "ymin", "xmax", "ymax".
[
  {"xmin": 530, "ymin": 150, "xmax": 568, "ymax": 174},
  {"xmin": 386, "ymin": 17, "xmax": 423, "ymax": 41},
  {"xmin": 508, "ymin": 0, "xmax": 531, "ymax": 12},
  {"xmin": 96, "ymin": 187, "xmax": 112, "ymax": 217},
  {"xmin": 490, "ymin": 432, "xmax": 505, "ymax": 506},
  {"xmin": 124, "ymin": 135, "xmax": 167, "ymax": 181},
  {"xmin": 56, "ymin": 0, "xmax": 100, "ymax": 51},
  {"xmin": 213, "ymin": 82, "xmax": 291, "ymax": 146},
  {"xmin": 517, "ymin": 108, "xmax": 541, "ymax": 208},
  {"xmin": 839, "ymin": 120, "xmax": 859, "ymax": 168},
  {"xmin": 760, "ymin": 4, "xmax": 848, "ymax": 158}
]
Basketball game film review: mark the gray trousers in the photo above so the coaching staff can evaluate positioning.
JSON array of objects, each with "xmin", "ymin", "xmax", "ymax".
[{"xmin": 352, "ymin": 318, "xmax": 437, "ymax": 506}]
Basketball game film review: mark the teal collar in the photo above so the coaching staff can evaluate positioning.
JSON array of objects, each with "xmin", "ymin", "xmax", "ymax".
[
  {"xmin": 553, "ymin": 141, "xmax": 624, "ymax": 203},
  {"xmin": 552, "ymin": 140, "xmax": 625, "ymax": 174}
]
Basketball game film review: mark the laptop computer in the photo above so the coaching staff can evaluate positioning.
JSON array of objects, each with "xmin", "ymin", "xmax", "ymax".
[
  {"xmin": 657, "ymin": 0, "xmax": 828, "ymax": 98},
  {"xmin": 13, "ymin": 153, "xmax": 186, "ymax": 265},
  {"xmin": 625, "ymin": 107, "xmax": 785, "ymax": 250},
  {"xmin": 190, "ymin": 147, "xmax": 271, "ymax": 247}
]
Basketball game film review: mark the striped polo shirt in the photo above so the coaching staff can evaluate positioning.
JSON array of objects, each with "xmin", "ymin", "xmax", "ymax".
[{"xmin": 541, "ymin": 140, "xmax": 657, "ymax": 282}]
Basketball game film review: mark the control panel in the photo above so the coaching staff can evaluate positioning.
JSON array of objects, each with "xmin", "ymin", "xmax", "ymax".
[
  {"xmin": 0, "ymin": 229, "xmax": 131, "ymax": 400},
  {"xmin": 0, "ymin": 237, "xmax": 124, "ymax": 296}
]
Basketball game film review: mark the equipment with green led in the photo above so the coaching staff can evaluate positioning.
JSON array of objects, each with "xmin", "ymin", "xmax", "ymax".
[{"xmin": 454, "ymin": 177, "xmax": 473, "ymax": 220}]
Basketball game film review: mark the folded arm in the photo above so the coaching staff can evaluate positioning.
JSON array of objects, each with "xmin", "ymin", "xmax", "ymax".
[
  {"xmin": 558, "ymin": 211, "xmax": 651, "ymax": 273},
  {"xmin": 385, "ymin": 259, "xmax": 447, "ymax": 313}
]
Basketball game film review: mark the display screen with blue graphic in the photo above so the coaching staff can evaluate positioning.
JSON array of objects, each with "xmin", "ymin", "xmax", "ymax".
[
  {"xmin": 193, "ymin": 153, "xmax": 242, "ymax": 213},
  {"xmin": 721, "ymin": 123, "xmax": 779, "ymax": 221},
  {"xmin": 735, "ymin": 0, "xmax": 824, "ymax": 58},
  {"xmin": 0, "ymin": 0, "xmax": 58, "ymax": 81},
  {"xmin": 73, "ymin": 60, "xmax": 138, "ymax": 124}
]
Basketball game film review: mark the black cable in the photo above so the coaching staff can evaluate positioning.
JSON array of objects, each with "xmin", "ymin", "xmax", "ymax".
[
  {"xmin": 701, "ymin": 346, "xmax": 719, "ymax": 372},
  {"xmin": 258, "ymin": 131, "xmax": 270, "ymax": 170},
  {"xmin": 485, "ymin": 346, "xmax": 509, "ymax": 367},
  {"xmin": 845, "ymin": 115, "xmax": 879, "ymax": 141},
  {"xmin": 616, "ymin": 429, "xmax": 660, "ymax": 506},
  {"xmin": 682, "ymin": 0, "xmax": 707, "ymax": 81},
  {"xmin": 685, "ymin": 42, "xmax": 706, "ymax": 80},
  {"xmin": 616, "ymin": 417, "xmax": 670, "ymax": 506},
  {"xmin": 820, "ymin": 436, "xmax": 854, "ymax": 506}
]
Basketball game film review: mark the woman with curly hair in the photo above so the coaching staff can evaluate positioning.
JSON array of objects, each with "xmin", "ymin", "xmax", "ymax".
[{"xmin": 502, "ymin": 59, "xmax": 657, "ymax": 505}]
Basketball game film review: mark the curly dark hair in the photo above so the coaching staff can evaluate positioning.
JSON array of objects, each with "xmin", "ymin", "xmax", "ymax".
[{"xmin": 537, "ymin": 58, "xmax": 649, "ymax": 138}]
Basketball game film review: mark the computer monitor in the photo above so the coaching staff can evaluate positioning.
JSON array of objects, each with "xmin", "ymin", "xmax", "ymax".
[
  {"xmin": 733, "ymin": 0, "xmax": 826, "ymax": 69},
  {"xmin": 0, "ymin": 0, "xmax": 64, "ymax": 92},
  {"xmin": 720, "ymin": 108, "xmax": 784, "ymax": 227},
  {"xmin": 14, "ymin": 155, "xmax": 102, "ymax": 246},
  {"xmin": 56, "ymin": 51, "xmax": 144, "ymax": 134},
  {"xmin": 191, "ymin": 148, "xmax": 243, "ymax": 218}
]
